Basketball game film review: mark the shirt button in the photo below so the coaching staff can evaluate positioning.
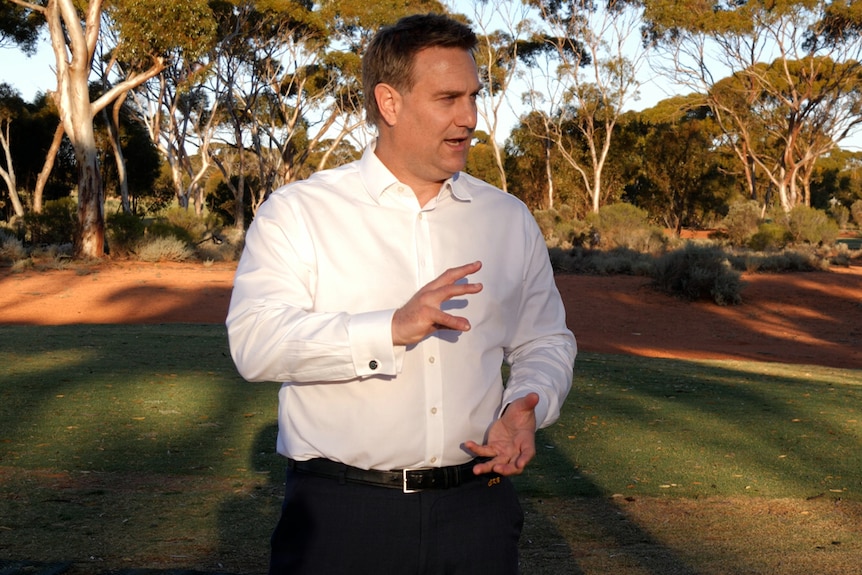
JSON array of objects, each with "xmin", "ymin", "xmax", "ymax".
[
  {"xmin": 369, "ymin": 360, "xmax": 378, "ymax": 370},
  {"xmin": 430, "ymin": 457, "xmax": 438, "ymax": 464},
  {"xmin": 428, "ymin": 356, "xmax": 435, "ymax": 364},
  {"xmin": 430, "ymin": 407, "xmax": 438, "ymax": 415}
]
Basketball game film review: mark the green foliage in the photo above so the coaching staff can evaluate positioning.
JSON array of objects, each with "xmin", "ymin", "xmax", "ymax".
[
  {"xmin": 587, "ymin": 202, "xmax": 666, "ymax": 252},
  {"xmin": 146, "ymin": 206, "xmax": 220, "ymax": 242},
  {"xmin": 748, "ymin": 221, "xmax": 791, "ymax": 251},
  {"xmin": 466, "ymin": 133, "xmax": 503, "ymax": 189},
  {"xmin": 653, "ymin": 243, "xmax": 743, "ymax": 305},
  {"xmin": 108, "ymin": 0, "xmax": 218, "ymax": 66},
  {"xmin": 621, "ymin": 103, "xmax": 734, "ymax": 232},
  {"xmin": 533, "ymin": 205, "xmax": 589, "ymax": 248},
  {"xmin": 787, "ymin": 205, "xmax": 839, "ymax": 245},
  {"xmin": 722, "ymin": 200, "xmax": 761, "ymax": 247},
  {"xmin": 147, "ymin": 219, "xmax": 194, "ymax": 244},
  {"xmin": 23, "ymin": 197, "xmax": 77, "ymax": 245},
  {"xmin": 106, "ymin": 211, "xmax": 146, "ymax": 256}
]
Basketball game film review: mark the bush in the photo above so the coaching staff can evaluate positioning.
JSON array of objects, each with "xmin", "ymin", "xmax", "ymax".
[
  {"xmin": 533, "ymin": 206, "xmax": 589, "ymax": 248},
  {"xmin": 587, "ymin": 203, "xmax": 665, "ymax": 252},
  {"xmin": 548, "ymin": 246, "xmax": 655, "ymax": 275},
  {"xmin": 727, "ymin": 248, "xmax": 823, "ymax": 273},
  {"xmin": 24, "ymin": 197, "xmax": 78, "ymax": 245},
  {"xmin": 147, "ymin": 219, "xmax": 194, "ymax": 244},
  {"xmin": 722, "ymin": 201, "xmax": 761, "ymax": 246},
  {"xmin": 0, "ymin": 230, "xmax": 26, "ymax": 263},
  {"xmin": 748, "ymin": 221, "xmax": 791, "ymax": 251},
  {"xmin": 829, "ymin": 204, "xmax": 850, "ymax": 230},
  {"xmin": 136, "ymin": 236, "xmax": 194, "ymax": 262},
  {"xmin": 851, "ymin": 200, "xmax": 862, "ymax": 228},
  {"xmin": 195, "ymin": 227, "xmax": 244, "ymax": 262},
  {"xmin": 653, "ymin": 243, "xmax": 744, "ymax": 305},
  {"xmin": 107, "ymin": 211, "xmax": 146, "ymax": 256},
  {"xmin": 787, "ymin": 205, "xmax": 839, "ymax": 245}
]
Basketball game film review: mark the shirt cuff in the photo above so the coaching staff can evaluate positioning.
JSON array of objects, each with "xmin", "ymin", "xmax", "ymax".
[{"xmin": 348, "ymin": 309, "xmax": 399, "ymax": 377}]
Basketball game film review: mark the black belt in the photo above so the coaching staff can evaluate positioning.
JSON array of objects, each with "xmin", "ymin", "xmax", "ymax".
[{"xmin": 287, "ymin": 457, "xmax": 493, "ymax": 493}]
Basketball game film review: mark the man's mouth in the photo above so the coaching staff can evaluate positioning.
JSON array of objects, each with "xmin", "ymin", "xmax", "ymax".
[{"xmin": 445, "ymin": 136, "xmax": 471, "ymax": 148}]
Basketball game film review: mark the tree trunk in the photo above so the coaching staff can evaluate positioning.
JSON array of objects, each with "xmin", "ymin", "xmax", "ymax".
[
  {"xmin": 76, "ymin": 143, "xmax": 105, "ymax": 257},
  {"xmin": 0, "ymin": 120, "xmax": 24, "ymax": 218},
  {"xmin": 544, "ymin": 138, "xmax": 554, "ymax": 210},
  {"xmin": 33, "ymin": 122, "xmax": 65, "ymax": 213},
  {"xmin": 105, "ymin": 95, "xmax": 130, "ymax": 213}
]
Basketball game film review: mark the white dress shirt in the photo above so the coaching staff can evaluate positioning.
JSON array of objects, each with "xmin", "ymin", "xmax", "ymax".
[{"xmin": 226, "ymin": 143, "xmax": 576, "ymax": 471}]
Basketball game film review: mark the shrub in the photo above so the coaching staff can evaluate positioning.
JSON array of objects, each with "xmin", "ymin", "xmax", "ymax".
[
  {"xmin": 653, "ymin": 243, "xmax": 744, "ymax": 305},
  {"xmin": 587, "ymin": 203, "xmax": 665, "ymax": 252},
  {"xmin": 748, "ymin": 221, "xmax": 791, "ymax": 251},
  {"xmin": 787, "ymin": 205, "xmax": 839, "ymax": 245},
  {"xmin": 533, "ymin": 206, "xmax": 588, "ymax": 248},
  {"xmin": 136, "ymin": 236, "xmax": 194, "ymax": 262},
  {"xmin": 24, "ymin": 197, "xmax": 78, "ymax": 245},
  {"xmin": 727, "ymin": 249, "xmax": 822, "ymax": 273},
  {"xmin": 147, "ymin": 219, "xmax": 194, "ymax": 244},
  {"xmin": 195, "ymin": 227, "xmax": 244, "ymax": 262},
  {"xmin": 829, "ymin": 204, "xmax": 850, "ymax": 230},
  {"xmin": 548, "ymin": 246, "xmax": 654, "ymax": 275},
  {"xmin": 0, "ymin": 230, "xmax": 26, "ymax": 263},
  {"xmin": 851, "ymin": 200, "xmax": 862, "ymax": 228},
  {"xmin": 721, "ymin": 201, "xmax": 761, "ymax": 246},
  {"xmin": 107, "ymin": 211, "xmax": 146, "ymax": 256}
]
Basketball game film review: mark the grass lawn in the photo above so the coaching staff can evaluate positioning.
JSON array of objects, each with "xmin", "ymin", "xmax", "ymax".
[{"xmin": 1, "ymin": 325, "xmax": 861, "ymax": 574}]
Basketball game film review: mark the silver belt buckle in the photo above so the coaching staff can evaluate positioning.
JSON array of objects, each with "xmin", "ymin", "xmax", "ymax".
[{"xmin": 402, "ymin": 468, "xmax": 425, "ymax": 493}]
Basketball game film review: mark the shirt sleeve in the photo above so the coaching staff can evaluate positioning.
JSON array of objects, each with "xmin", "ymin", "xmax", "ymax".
[
  {"xmin": 501, "ymin": 210, "xmax": 577, "ymax": 429},
  {"xmin": 226, "ymin": 192, "xmax": 401, "ymax": 383}
]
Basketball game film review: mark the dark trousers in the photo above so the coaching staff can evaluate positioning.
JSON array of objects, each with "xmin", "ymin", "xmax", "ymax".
[{"xmin": 269, "ymin": 466, "xmax": 524, "ymax": 575}]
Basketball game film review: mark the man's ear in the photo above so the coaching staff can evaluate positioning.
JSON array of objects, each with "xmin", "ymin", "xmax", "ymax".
[{"xmin": 374, "ymin": 83, "xmax": 400, "ymax": 127}]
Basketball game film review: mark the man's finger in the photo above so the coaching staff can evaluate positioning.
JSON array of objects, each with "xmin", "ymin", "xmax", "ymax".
[
  {"xmin": 425, "ymin": 261, "xmax": 482, "ymax": 291},
  {"xmin": 430, "ymin": 309, "xmax": 472, "ymax": 332}
]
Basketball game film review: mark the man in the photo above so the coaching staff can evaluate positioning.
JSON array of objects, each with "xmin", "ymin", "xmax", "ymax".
[{"xmin": 226, "ymin": 12, "xmax": 576, "ymax": 575}]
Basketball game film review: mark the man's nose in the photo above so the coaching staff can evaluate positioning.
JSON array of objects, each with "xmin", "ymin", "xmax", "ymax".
[{"xmin": 457, "ymin": 99, "xmax": 477, "ymax": 129}]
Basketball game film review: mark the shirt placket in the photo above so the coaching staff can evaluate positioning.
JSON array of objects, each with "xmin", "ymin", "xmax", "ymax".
[{"xmin": 415, "ymin": 207, "xmax": 445, "ymax": 466}]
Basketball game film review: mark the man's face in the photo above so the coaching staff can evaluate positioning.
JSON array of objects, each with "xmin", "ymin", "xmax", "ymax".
[{"xmin": 388, "ymin": 46, "xmax": 480, "ymax": 188}]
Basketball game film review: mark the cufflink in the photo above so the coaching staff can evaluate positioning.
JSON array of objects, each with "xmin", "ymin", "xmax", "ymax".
[{"xmin": 369, "ymin": 360, "xmax": 379, "ymax": 370}]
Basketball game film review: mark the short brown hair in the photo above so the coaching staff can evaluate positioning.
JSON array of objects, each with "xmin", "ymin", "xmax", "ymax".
[{"xmin": 362, "ymin": 13, "xmax": 478, "ymax": 128}]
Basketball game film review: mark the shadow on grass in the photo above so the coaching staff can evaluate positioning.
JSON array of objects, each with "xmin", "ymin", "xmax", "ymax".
[
  {"xmin": 515, "ymin": 430, "xmax": 701, "ymax": 575},
  {"xmin": 2, "ymin": 327, "xmax": 861, "ymax": 573}
]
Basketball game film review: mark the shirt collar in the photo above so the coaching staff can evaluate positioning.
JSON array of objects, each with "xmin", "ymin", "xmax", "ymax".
[{"xmin": 358, "ymin": 141, "xmax": 472, "ymax": 204}]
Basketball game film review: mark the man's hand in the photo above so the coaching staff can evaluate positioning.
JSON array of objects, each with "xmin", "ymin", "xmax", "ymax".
[
  {"xmin": 391, "ymin": 261, "xmax": 483, "ymax": 346},
  {"xmin": 464, "ymin": 393, "xmax": 539, "ymax": 477}
]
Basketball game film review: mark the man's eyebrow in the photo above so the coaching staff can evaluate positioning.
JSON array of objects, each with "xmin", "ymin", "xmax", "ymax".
[{"xmin": 436, "ymin": 86, "xmax": 483, "ymax": 97}]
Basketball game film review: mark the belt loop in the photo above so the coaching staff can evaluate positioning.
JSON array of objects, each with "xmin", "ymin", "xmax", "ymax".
[{"xmin": 337, "ymin": 469, "xmax": 346, "ymax": 485}]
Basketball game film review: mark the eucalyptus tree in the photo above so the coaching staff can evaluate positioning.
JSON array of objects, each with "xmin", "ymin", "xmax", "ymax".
[
  {"xmin": 520, "ymin": 0, "xmax": 647, "ymax": 214},
  {"xmin": 643, "ymin": 0, "xmax": 862, "ymax": 213},
  {"xmin": 7, "ymin": 0, "xmax": 216, "ymax": 258},
  {"xmin": 506, "ymin": 110, "xmax": 583, "ymax": 212},
  {"xmin": 623, "ymin": 96, "xmax": 735, "ymax": 233}
]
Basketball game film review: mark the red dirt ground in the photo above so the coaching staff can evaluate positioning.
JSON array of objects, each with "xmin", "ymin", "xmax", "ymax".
[{"xmin": 0, "ymin": 260, "xmax": 860, "ymax": 370}]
